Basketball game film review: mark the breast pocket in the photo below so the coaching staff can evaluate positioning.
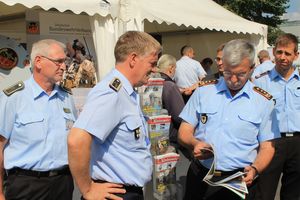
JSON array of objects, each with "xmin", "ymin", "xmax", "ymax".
[
  {"xmin": 124, "ymin": 117, "xmax": 145, "ymax": 150},
  {"xmin": 293, "ymin": 89, "xmax": 300, "ymax": 110},
  {"xmin": 237, "ymin": 113, "xmax": 261, "ymax": 143},
  {"xmin": 196, "ymin": 107, "xmax": 218, "ymax": 137},
  {"xmin": 16, "ymin": 113, "xmax": 45, "ymax": 142}
]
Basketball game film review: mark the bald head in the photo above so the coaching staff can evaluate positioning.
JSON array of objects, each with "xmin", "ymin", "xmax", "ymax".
[{"xmin": 257, "ymin": 50, "xmax": 270, "ymax": 64}]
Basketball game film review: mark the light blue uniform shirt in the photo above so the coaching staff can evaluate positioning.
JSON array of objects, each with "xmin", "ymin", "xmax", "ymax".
[
  {"xmin": 174, "ymin": 56, "xmax": 207, "ymax": 88},
  {"xmin": 0, "ymin": 76, "xmax": 77, "ymax": 171},
  {"xmin": 252, "ymin": 60, "xmax": 275, "ymax": 79},
  {"xmin": 180, "ymin": 78, "xmax": 278, "ymax": 171},
  {"xmin": 74, "ymin": 69, "xmax": 152, "ymax": 187},
  {"xmin": 254, "ymin": 68, "xmax": 300, "ymax": 132}
]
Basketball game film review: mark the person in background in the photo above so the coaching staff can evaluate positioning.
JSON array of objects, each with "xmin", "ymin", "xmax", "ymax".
[
  {"xmin": 157, "ymin": 54, "xmax": 191, "ymax": 160},
  {"xmin": 213, "ymin": 43, "xmax": 226, "ymax": 79},
  {"xmin": 251, "ymin": 49, "xmax": 275, "ymax": 80},
  {"xmin": 68, "ymin": 31, "xmax": 161, "ymax": 200},
  {"xmin": 178, "ymin": 39, "xmax": 278, "ymax": 200},
  {"xmin": 201, "ymin": 57, "xmax": 213, "ymax": 75},
  {"xmin": 0, "ymin": 39, "xmax": 76, "ymax": 200},
  {"xmin": 174, "ymin": 45, "xmax": 207, "ymax": 103},
  {"xmin": 254, "ymin": 33, "xmax": 300, "ymax": 200}
]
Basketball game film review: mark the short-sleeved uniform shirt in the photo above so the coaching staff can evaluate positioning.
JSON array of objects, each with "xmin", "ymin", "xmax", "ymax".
[
  {"xmin": 74, "ymin": 69, "xmax": 152, "ymax": 187},
  {"xmin": 179, "ymin": 78, "xmax": 279, "ymax": 171},
  {"xmin": 254, "ymin": 68, "xmax": 300, "ymax": 132},
  {"xmin": 0, "ymin": 76, "xmax": 77, "ymax": 171}
]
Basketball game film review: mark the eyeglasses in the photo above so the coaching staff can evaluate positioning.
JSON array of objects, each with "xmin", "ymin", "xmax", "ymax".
[
  {"xmin": 40, "ymin": 55, "xmax": 66, "ymax": 66},
  {"xmin": 214, "ymin": 57, "xmax": 222, "ymax": 62},
  {"xmin": 223, "ymin": 71, "xmax": 249, "ymax": 79}
]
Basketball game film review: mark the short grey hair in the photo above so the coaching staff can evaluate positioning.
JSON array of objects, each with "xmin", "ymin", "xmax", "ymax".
[
  {"xmin": 157, "ymin": 54, "xmax": 176, "ymax": 72},
  {"xmin": 223, "ymin": 39, "xmax": 255, "ymax": 67},
  {"xmin": 30, "ymin": 39, "xmax": 66, "ymax": 62}
]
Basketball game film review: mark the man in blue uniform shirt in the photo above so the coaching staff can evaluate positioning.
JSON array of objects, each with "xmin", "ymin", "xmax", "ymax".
[
  {"xmin": 68, "ymin": 31, "xmax": 161, "ymax": 200},
  {"xmin": 251, "ymin": 49, "xmax": 275, "ymax": 80},
  {"xmin": 0, "ymin": 39, "xmax": 77, "ymax": 200},
  {"xmin": 254, "ymin": 33, "xmax": 300, "ymax": 200},
  {"xmin": 178, "ymin": 39, "xmax": 278, "ymax": 200}
]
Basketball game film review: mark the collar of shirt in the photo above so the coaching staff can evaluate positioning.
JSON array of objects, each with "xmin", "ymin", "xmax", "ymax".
[
  {"xmin": 29, "ymin": 76, "xmax": 62, "ymax": 100},
  {"xmin": 112, "ymin": 69, "xmax": 137, "ymax": 99},
  {"xmin": 215, "ymin": 78, "xmax": 251, "ymax": 99},
  {"xmin": 270, "ymin": 67, "xmax": 300, "ymax": 81}
]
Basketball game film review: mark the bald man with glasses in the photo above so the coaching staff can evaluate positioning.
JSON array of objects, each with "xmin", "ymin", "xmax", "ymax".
[{"xmin": 0, "ymin": 39, "xmax": 77, "ymax": 200}]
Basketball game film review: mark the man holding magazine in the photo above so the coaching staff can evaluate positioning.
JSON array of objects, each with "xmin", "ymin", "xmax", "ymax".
[{"xmin": 178, "ymin": 39, "xmax": 279, "ymax": 200}]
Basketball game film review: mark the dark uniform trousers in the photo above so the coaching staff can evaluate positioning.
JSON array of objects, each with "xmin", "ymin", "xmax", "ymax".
[
  {"xmin": 5, "ymin": 166, "xmax": 73, "ymax": 200},
  {"xmin": 184, "ymin": 160, "xmax": 258, "ymax": 200},
  {"xmin": 81, "ymin": 180, "xmax": 144, "ymax": 200},
  {"xmin": 256, "ymin": 135, "xmax": 300, "ymax": 200}
]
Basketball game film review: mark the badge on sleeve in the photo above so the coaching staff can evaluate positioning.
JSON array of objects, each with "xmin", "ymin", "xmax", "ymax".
[
  {"xmin": 201, "ymin": 114, "xmax": 207, "ymax": 124},
  {"xmin": 134, "ymin": 128, "xmax": 141, "ymax": 140}
]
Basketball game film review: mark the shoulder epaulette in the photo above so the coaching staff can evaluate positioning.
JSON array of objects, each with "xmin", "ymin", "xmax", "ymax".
[
  {"xmin": 253, "ymin": 86, "xmax": 272, "ymax": 100},
  {"xmin": 198, "ymin": 79, "xmax": 218, "ymax": 87},
  {"xmin": 254, "ymin": 70, "xmax": 269, "ymax": 79},
  {"xmin": 59, "ymin": 85, "xmax": 72, "ymax": 95},
  {"xmin": 3, "ymin": 81, "xmax": 24, "ymax": 96},
  {"xmin": 109, "ymin": 77, "xmax": 122, "ymax": 92}
]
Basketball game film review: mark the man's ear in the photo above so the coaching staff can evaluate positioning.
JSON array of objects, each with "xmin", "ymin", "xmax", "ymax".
[
  {"xmin": 35, "ymin": 56, "xmax": 42, "ymax": 70},
  {"xmin": 128, "ymin": 52, "xmax": 138, "ymax": 68}
]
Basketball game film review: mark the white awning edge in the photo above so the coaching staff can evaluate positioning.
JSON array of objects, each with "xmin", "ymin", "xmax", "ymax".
[{"xmin": 0, "ymin": 0, "xmax": 119, "ymax": 17}]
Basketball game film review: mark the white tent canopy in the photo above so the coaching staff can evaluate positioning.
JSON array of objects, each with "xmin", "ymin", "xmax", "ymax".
[{"xmin": 0, "ymin": 0, "xmax": 268, "ymax": 79}]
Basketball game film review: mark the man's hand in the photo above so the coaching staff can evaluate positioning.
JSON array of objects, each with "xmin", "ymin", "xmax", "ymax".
[
  {"xmin": 243, "ymin": 165, "xmax": 257, "ymax": 186},
  {"xmin": 83, "ymin": 182, "xmax": 126, "ymax": 200},
  {"xmin": 193, "ymin": 141, "xmax": 213, "ymax": 160}
]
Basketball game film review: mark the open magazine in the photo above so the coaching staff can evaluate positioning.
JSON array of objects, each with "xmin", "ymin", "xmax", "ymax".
[{"xmin": 201, "ymin": 146, "xmax": 248, "ymax": 199}]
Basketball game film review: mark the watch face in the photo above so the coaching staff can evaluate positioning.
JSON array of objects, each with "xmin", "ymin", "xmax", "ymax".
[{"xmin": 0, "ymin": 48, "xmax": 18, "ymax": 70}]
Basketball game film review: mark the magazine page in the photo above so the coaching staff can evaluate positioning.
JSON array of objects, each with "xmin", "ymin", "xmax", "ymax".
[
  {"xmin": 153, "ymin": 151, "xmax": 180, "ymax": 199},
  {"xmin": 147, "ymin": 115, "xmax": 171, "ymax": 155},
  {"xmin": 139, "ymin": 78, "xmax": 164, "ymax": 116},
  {"xmin": 201, "ymin": 145, "xmax": 248, "ymax": 199}
]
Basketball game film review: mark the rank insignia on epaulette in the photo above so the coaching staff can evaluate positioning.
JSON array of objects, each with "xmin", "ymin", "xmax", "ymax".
[
  {"xmin": 201, "ymin": 114, "xmax": 207, "ymax": 124},
  {"xmin": 109, "ymin": 77, "xmax": 122, "ymax": 92},
  {"xmin": 253, "ymin": 86, "xmax": 273, "ymax": 100},
  {"xmin": 254, "ymin": 71, "xmax": 269, "ymax": 79},
  {"xmin": 198, "ymin": 79, "xmax": 218, "ymax": 87},
  {"xmin": 134, "ymin": 128, "xmax": 141, "ymax": 140},
  {"xmin": 3, "ymin": 81, "xmax": 24, "ymax": 96}
]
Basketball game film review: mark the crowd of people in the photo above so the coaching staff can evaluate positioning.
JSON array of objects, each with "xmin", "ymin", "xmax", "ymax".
[{"xmin": 0, "ymin": 31, "xmax": 299, "ymax": 200}]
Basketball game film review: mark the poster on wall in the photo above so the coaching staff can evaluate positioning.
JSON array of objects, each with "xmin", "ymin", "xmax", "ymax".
[
  {"xmin": 0, "ymin": 35, "xmax": 31, "ymax": 90},
  {"xmin": 26, "ymin": 11, "xmax": 98, "ymax": 89}
]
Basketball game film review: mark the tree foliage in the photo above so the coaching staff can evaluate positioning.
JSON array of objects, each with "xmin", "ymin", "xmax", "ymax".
[{"xmin": 213, "ymin": 0, "xmax": 290, "ymax": 45}]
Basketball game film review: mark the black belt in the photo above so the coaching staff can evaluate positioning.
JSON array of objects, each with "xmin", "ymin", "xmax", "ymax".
[
  {"xmin": 192, "ymin": 159, "xmax": 243, "ymax": 177},
  {"xmin": 93, "ymin": 179, "xmax": 143, "ymax": 194},
  {"xmin": 6, "ymin": 166, "xmax": 70, "ymax": 177},
  {"xmin": 281, "ymin": 132, "xmax": 300, "ymax": 137}
]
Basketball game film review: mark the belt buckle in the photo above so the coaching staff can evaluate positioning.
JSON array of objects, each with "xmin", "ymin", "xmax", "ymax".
[
  {"xmin": 49, "ymin": 171, "xmax": 58, "ymax": 177},
  {"xmin": 214, "ymin": 171, "xmax": 222, "ymax": 177},
  {"xmin": 286, "ymin": 132, "xmax": 294, "ymax": 137}
]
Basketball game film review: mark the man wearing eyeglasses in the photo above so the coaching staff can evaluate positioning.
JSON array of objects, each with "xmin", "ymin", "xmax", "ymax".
[
  {"xmin": 178, "ymin": 39, "xmax": 278, "ymax": 200},
  {"xmin": 0, "ymin": 39, "xmax": 77, "ymax": 200},
  {"xmin": 254, "ymin": 33, "xmax": 300, "ymax": 200}
]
